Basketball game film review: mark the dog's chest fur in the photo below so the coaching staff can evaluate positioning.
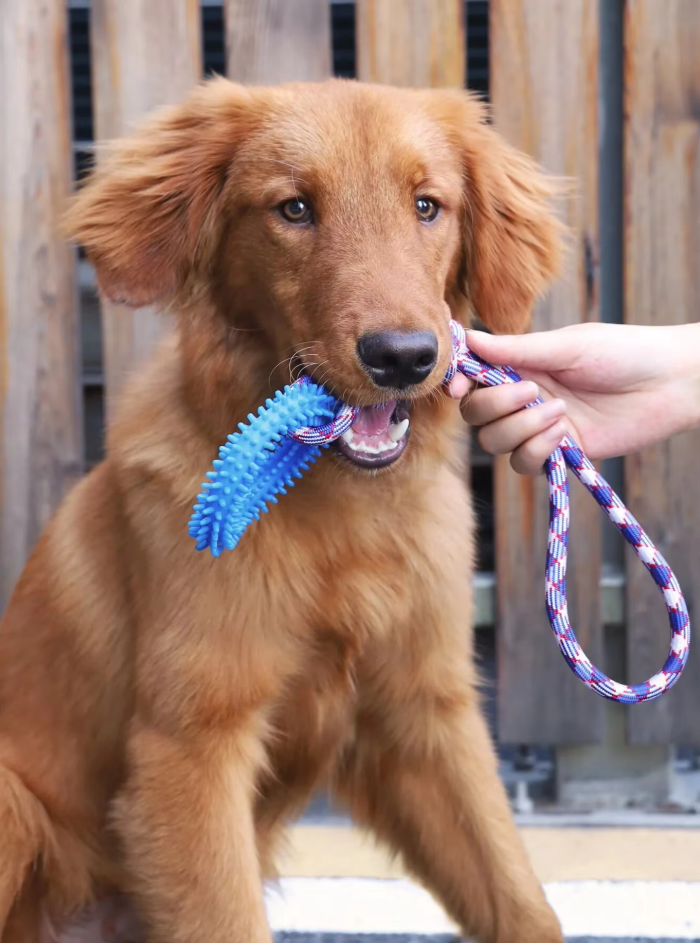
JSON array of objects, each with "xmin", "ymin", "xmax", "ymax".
[{"xmin": 233, "ymin": 459, "xmax": 474, "ymax": 784}]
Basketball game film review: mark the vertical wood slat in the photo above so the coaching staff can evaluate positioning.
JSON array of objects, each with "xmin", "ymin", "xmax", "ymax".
[
  {"xmin": 0, "ymin": 0, "xmax": 83, "ymax": 614},
  {"xmin": 624, "ymin": 0, "xmax": 700, "ymax": 745},
  {"xmin": 226, "ymin": 0, "xmax": 332, "ymax": 84},
  {"xmin": 90, "ymin": 0, "xmax": 201, "ymax": 414},
  {"xmin": 356, "ymin": 0, "xmax": 465, "ymax": 87},
  {"xmin": 491, "ymin": 0, "xmax": 604, "ymax": 743}
]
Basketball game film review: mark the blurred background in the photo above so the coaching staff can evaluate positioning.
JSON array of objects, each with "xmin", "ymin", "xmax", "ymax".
[{"xmin": 1, "ymin": 0, "xmax": 700, "ymax": 906}]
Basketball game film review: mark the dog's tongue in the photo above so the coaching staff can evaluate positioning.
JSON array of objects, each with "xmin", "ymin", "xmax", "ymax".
[{"xmin": 350, "ymin": 401, "xmax": 396, "ymax": 436}]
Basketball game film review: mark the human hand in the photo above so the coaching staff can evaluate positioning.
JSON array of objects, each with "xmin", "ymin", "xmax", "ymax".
[{"xmin": 446, "ymin": 322, "xmax": 700, "ymax": 474}]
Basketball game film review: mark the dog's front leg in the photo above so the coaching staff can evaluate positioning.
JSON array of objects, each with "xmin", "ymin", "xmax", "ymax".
[
  {"xmin": 115, "ymin": 717, "xmax": 271, "ymax": 943},
  {"xmin": 335, "ymin": 642, "xmax": 563, "ymax": 943}
]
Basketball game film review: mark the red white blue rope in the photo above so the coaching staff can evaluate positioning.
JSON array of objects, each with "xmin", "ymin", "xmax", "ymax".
[
  {"xmin": 287, "ymin": 319, "xmax": 691, "ymax": 704},
  {"xmin": 291, "ymin": 397, "xmax": 358, "ymax": 445},
  {"xmin": 447, "ymin": 319, "xmax": 690, "ymax": 703}
]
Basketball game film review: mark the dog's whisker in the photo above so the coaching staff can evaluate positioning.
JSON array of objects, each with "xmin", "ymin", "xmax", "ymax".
[
  {"xmin": 291, "ymin": 342, "xmax": 321, "ymax": 357},
  {"xmin": 303, "ymin": 359, "xmax": 330, "ymax": 382},
  {"xmin": 315, "ymin": 366, "xmax": 334, "ymax": 390},
  {"xmin": 289, "ymin": 347, "xmax": 319, "ymax": 361},
  {"xmin": 270, "ymin": 344, "xmax": 324, "ymax": 387},
  {"xmin": 268, "ymin": 355, "xmax": 295, "ymax": 390}
]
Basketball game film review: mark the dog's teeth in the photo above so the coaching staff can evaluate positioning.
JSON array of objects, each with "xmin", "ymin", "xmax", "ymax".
[
  {"xmin": 389, "ymin": 418, "xmax": 409, "ymax": 442},
  {"xmin": 342, "ymin": 420, "xmax": 408, "ymax": 455}
]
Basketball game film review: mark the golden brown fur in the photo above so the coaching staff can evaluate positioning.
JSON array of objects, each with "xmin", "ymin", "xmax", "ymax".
[{"xmin": 0, "ymin": 79, "xmax": 563, "ymax": 942}]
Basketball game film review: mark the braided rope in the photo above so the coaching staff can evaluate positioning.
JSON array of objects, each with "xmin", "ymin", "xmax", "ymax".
[
  {"xmin": 190, "ymin": 319, "xmax": 690, "ymax": 703},
  {"xmin": 448, "ymin": 319, "xmax": 690, "ymax": 704},
  {"xmin": 291, "ymin": 389, "xmax": 359, "ymax": 444}
]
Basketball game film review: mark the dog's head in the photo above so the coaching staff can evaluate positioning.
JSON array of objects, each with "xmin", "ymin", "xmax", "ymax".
[{"xmin": 67, "ymin": 79, "xmax": 562, "ymax": 471}]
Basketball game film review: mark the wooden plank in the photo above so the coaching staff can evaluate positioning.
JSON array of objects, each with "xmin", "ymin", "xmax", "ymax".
[
  {"xmin": 624, "ymin": 0, "xmax": 700, "ymax": 745},
  {"xmin": 356, "ymin": 0, "xmax": 465, "ymax": 87},
  {"xmin": 225, "ymin": 0, "xmax": 332, "ymax": 84},
  {"xmin": 490, "ymin": 0, "xmax": 604, "ymax": 743},
  {"xmin": 0, "ymin": 0, "xmax": 83, "ymax": 613},
  {"xmin": 90, "ymin": 0, "xmax": 201, "ymax": 414}
]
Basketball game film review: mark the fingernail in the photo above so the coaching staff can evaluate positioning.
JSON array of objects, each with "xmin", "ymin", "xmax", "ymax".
[
  {"xmin": 517, "ymin": 381, "xmax": 539, "ymax": 402},
  {"xmin": 540, "ymin": 399, "xmax": 565, "ymax": 418}
]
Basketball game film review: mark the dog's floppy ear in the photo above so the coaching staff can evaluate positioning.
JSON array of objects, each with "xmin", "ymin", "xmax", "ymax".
[
  {"xmin": 432, "ymin": 91, "xmax": 564, "ymax": 334},
  {"xmin": 65, "ymin": 79, "xmax": 259, "ymax": 307}
]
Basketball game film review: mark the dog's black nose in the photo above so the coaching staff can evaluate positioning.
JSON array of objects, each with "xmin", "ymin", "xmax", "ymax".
[{"xmin": 357, "ymin": 331, "xmax": 439, "ymax": 389}]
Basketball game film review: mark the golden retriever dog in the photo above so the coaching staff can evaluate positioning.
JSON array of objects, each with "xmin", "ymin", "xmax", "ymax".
[{"xmin": 0, "ymin": 79, "xmax": 563, "ymax": 942}]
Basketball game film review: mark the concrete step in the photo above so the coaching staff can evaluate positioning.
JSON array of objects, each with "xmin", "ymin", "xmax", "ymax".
[{"xmin": 267, "ymin": 878, "xmax": 700, "ymax": 943}]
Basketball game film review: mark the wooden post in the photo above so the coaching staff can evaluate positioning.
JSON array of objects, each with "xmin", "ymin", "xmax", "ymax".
[
  {"xmin": 356, "ymin": 0, "xmax": 465, "ymax": 87},
  {"xmin": 90, "ymin": 0, "xmax": 201, "ymax": 414},
  {"xmin": 490, "ymin": 0, "xmax": 604, "ymax": 743},
  {"xmin": 0, "ymin": 0, "xmax": 83, "ymax": 614},
  {"xmin": 624, "ymin": 0, "xmax": 700, "ymax": 745},
  {"xmin": 226, "ymin": 0, "xmax": 332, "ymax": 84}
]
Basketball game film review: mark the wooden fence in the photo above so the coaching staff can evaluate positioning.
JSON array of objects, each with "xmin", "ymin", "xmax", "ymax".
[{"xmin": 0, "ymin": 0, "xmax": 698, "ymax": 748}]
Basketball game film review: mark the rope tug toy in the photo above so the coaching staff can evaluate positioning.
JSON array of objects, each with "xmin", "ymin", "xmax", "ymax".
[{"xmin": 189, "ymin": 319, "xmax": 690, "ymax": 705}]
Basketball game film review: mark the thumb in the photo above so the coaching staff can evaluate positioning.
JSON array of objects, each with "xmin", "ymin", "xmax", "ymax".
[{"xmin": 466, "ymin": 329, "xmax": 577, "ymax": 372}]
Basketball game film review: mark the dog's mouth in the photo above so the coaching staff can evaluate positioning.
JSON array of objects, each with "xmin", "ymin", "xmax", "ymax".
[
  {"xmin": 290, "ymin": 354, "xmax": 412, "ymax": 469},
  {"xmin": 333, "ymin": 400, "xmax": 411, "ymax": 468}
]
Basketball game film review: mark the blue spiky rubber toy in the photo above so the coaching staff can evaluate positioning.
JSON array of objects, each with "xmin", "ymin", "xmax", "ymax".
[{"xmin": 189, "ymin": 378, "xmax": 358, "ymax": 555}]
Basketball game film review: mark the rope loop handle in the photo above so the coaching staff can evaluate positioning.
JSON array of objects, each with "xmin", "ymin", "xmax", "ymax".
[{"xmin": 448, "ymin": 319, "xmax": 690, "ymax": 703}]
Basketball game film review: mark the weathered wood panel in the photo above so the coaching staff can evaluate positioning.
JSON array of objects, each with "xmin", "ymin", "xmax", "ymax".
[
  {"xmin": 226, "ymin": 0, "xmax": 332, "ymax": 84},
  {"xmin": 624, "ymin": 0, "xmax": 700, "ymax": 745},
  {"xmin": 491, "ymin": 0, "xmax": 604, "ymax": 743},
  {"xmin": 0, "ymin": 0, "xmax": 83, "ymax": 613},
  {"xmin": 356, "ymin": 0, "xmax": 464, "ymax": 87},
  {"xmin": 90, "ymin": 0, "xmax": 201, "ymax": 414}
]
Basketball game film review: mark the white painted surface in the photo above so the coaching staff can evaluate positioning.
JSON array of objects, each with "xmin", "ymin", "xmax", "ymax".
[
  {"xmin": 266, "ymin": 878, "xmax": 456, "ymax": 935},
  {"xmin": 265, "ymin": 878, "xmax": 700, "ymax": 938},
  {"xmin": 547, "ymin": 881, "xmax": 700, "ymax": 939}
]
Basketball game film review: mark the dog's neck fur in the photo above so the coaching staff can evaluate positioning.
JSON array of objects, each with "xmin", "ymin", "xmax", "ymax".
[{"xmin": 177, "ymin": 299, "xmax": 280, "ymax": 445}]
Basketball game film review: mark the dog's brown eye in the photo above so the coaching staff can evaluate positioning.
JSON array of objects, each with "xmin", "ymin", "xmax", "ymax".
[
  {"xmin": 280, "ymin": 198, "xmax": 313, "ymax": 224},
  {"xmin": 415, "ymin": 197, "xmax": 440, "ymax": 222}
]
